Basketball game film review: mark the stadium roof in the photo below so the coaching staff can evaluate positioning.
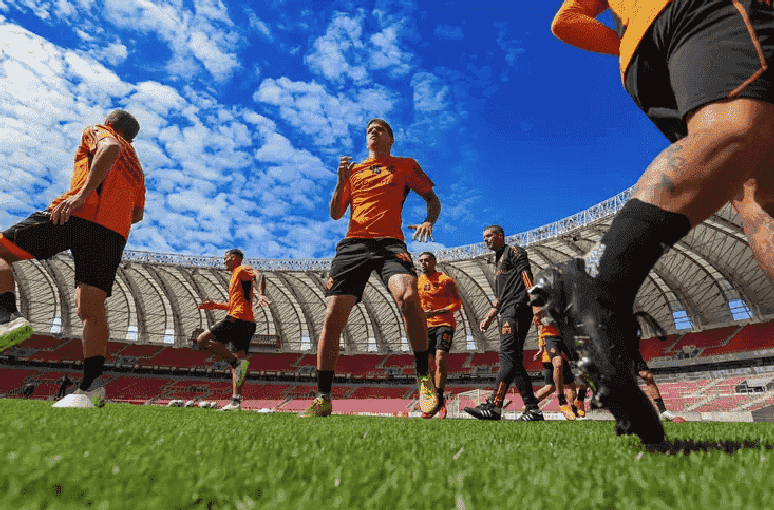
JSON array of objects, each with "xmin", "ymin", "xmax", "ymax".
[{"xmin": 13, "ymin": 187, "xmax": 774, "ymax": 352}]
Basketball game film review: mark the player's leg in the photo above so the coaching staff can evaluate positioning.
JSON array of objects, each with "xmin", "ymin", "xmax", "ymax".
[
  {"xmin": 299, "ymin": 294, "xmax": 356, "ymax": 418},
  {"xmin": 220, "ymin": 323, "xmax": 255, "ymax": 411},
  {"xmin": 534, "ymin": 364, "xmax": 557, "ymax": 403},
  {"xmin": 574, "ymin": 385, "xmax": 588, "ymax": 419},
  {"xmin": 387, "ymin": 272, "xmax": 438, "ymax": 414},
  {"xmin": 0, "ymin": 213, "xmax": 61, "ymax": 349},
  {"xmin": 196, "ymin": 329, "xmax": 238, "ymax": 364}
]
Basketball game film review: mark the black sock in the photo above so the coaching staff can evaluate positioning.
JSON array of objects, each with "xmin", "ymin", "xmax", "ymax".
[
  {"xmin": 577, "ymin": 388, "xmax": 587, "ymax": 402},
  {"xmin": 317, "ymin": 370, "xmax": 334, "ymax": 395},
  {"xmin": 588, "ymin": 199, "xmax": 691, "ymax": 310},
  {"xmin": 558, "ymin": 394, "xmax": 567, "ymax": 406},
  {"xmin": 0, "ymin": 292, "xmax": 17, "ymax": 318},
  {"xmin": 229, "ymin": 357, "xmax": 239, "ymax": 369},
  {"xmin": 80, "ymin": 355, "xmax": 105, "ymax": 390},
  {"xmin": 437, "ymin": 388, "xmax": 445, "ymax": 404},
  {"xmin": 572, "ymin": 404, "xmax": 579, "ymax": 414},
  {"xmin": 654, "ymin": 398, "xmax": 667, "ymax": 413},
  {"xmin": 414, "ymin": 350, "xmax": 429, "ymax": 376}
]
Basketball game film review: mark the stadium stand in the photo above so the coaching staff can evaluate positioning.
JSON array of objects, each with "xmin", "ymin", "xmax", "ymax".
[{"xmin": 701, "ymin": 322, "xmax": 774, "ymax": 356}]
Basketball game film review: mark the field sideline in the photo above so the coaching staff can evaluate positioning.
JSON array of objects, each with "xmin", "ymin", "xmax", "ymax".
[{"xmin": 1, "ymin": 400, "xmax": 773, "ymax": 509}]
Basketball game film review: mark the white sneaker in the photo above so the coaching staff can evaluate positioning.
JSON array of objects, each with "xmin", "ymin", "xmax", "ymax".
[
  {"xmin": 660, "ymin": 410, "xmax": 676, "ymax": 422},
  {"xmin": 218, "ymin": 399, "xmax": 242, "ymax": 411},
  {"xmin": 184, "ymin": 400, "xmax": 196, "ymax": 407},
  {"xmin": 0, "ymin": 313, "xmax": 33, "ymax": 351},
  {"xmin": 52, "ymin": 383, "xmax": 105, "ymax": 408}
]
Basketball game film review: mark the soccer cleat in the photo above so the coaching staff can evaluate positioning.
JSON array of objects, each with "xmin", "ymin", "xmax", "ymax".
[
  {"xmin": 298, "ymin": 394, "xmax": 332, "ymax": 418},
  {"xmin": 0, "ymin": 312, "xmax": 33, "ymax": 352},
  {"xmin": 233, "ymin": 359, "xmax": 250, "ymax": 387},
  {"xmin": 660, "ymin": 410, "xmax": 677, "ymax": 422},
  {"xmin": 52, "ymin": 381, "xmax": 105, "ymax": 408},
  {"xmin": 559, "ymin": 403, "xmax": 576, "ymax": 421},
  {"xmin": 530, "ymin": 258, "xmax": 665, "ymax": 444},
  {"xmin": 574, "ymin": 400, "xmax": 587, "ymax": 419},
  {"xmin": 417, "ymin": 374, "xmax": 439, "ymax": 414},
  {"xmin": 464, "ymin": 400, "xmax": 501, "ymax": 421},
  {"xmin": 517, "ymin": 408, "xmax": 545, "ymax": 422},
  {"xmin": 218, "ymin": 399, "xmax": 242, "ymax": 411}
]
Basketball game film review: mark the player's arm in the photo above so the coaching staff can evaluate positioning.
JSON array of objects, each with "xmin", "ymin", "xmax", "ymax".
[
  {"xmin": 255, "ymin": 273, "xmax": 270, "ymax": 307},
  {"xmin": 551, "ymin": 0, "xmax": 620, "ymax": 55},
  {"xmin": 407, "ymin": 190, "xmax": 441, "ymax": 242},
  {"xmin": 480, "ymin": 298, "xmax": 499, "ymax": 331},
  {"xmin": 50, "ymin": 137, "xmax": 122, "ymax": 225},
  {"xmin": 330, "ymin": 156, "xmax": 354, "ymax": 220},
  {"xmin": 132, "ymin": 207, "xmax": 144, "ymax": 223},
  {"xmin": 198, "ymin": 299, "xmax": 229, "ymax": 310}
]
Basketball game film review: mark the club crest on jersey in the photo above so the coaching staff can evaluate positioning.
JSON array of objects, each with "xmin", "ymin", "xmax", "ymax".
[
  {"xmin": 370, "ymin": 165, "xmax": 382, "ymax": 174},
  {"xmin": 423, "ymin": 283, "xmax": 431, "ymax": 291},
  {"xmin": 326, "ymin": 277, "xmax": 334, "ymax": 290},
  {"xmin": 442, "ymin": 332, "xmax": 451, "ymax": 340},
  {"xmin": 502, "ymin": 322, "xmax": 512, "ymax": 335}
]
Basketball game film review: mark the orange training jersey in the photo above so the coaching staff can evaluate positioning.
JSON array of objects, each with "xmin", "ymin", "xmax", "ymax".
[
  {"xmin": 537, "ymin": 335, "xmax": 551, "ymax": 364},
  {"xmin": 342, "ymin": 156, "xmax": 434, "ymax": 240},
  {"xmin": 553, "ymin": 0, "xmax": 671, "ymax": 80},
  {"xmin": 49, "ymin": 124, "xmax": 145, "ymax": 239},
  {"xmin": 227, "ymin": 266, "xmax": 255, "ymax": 322},
  {"xmin": 418, "ymin": 271, "xmax": 462, "ymax": 328}
]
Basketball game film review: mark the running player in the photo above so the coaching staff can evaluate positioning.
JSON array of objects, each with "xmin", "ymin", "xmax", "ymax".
[
  {"xmin": 197, "ymin": 249, "xmax": 269, "ymax": 411},
  {"xmin": 418, "ymin": 251, "xmax": 463, "ymax": 419},
  {"xmin": 531, "ymin": 0, "xmax": 774, "ymax": 444},
  {"xmin": 299, "ymin": 119, "xmax": 442, "ymax": 418},
  {"xmin": 0, "ymin": 110, "xmax": 144, "ymax": 408},
  {"xmin": 532, "ymin": 313, "xmax": 577, "ymax": 421},
  {"xmin": 464, "ymin": 225, "xmax": 544, "ymax": 422}
]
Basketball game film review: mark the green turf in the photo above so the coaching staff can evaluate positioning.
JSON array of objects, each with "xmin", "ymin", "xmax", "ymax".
[{"xmin": 1, "ymin": 401, "xmax": 773, "ymax": 509}]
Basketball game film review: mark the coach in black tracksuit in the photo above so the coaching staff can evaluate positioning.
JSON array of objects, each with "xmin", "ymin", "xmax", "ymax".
[{"xmin": 466, "ymin": 224, "xmax": 544, "ymax": 421}]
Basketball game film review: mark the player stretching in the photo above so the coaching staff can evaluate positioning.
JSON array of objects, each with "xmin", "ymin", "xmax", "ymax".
[
  {"xmin": 0, "ymin": 110, "xmax": 144, "ymax": 408},
  {"xmin": 532, "ymin": 316, "xmax": 578, "ymax": 421},
  {"xmin": 530, "ymin": 0, "xmax": 774, "ymax": 444},
  {"xmin": 299, "ymin": 118, "xmax": 442, "ymax": 418},
  {"xmin": 465, "ymin": 225, "xmax": 544, "ymax": 422},
  {"xmin": 418, "ymin": 251, "xmax": 463, "ymax": 419},
  {"xmin": 197, "ymin": 249, "xmax": 269, "ymax": 411}
]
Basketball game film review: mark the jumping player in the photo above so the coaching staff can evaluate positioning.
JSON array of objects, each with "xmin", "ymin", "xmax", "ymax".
[
  {"xmin": 299, "ymin": 119, "xmax": 442, "ymax": 418},
  {"xmin": 532, "ymin": 314, "xmax": 577, "ymax": 421},
  {"xmin": 418, "ymin": 251, "xmax": 463, "ymax": 419},
  {"xmin": 0, "ymin": 109, "xmax": 145, "ymax": 408},
  {"xmin": 464, "ymin": 225, "xmax": 544, "ymax": 422},
  {"xmin": 531, "ymin": 0, "xmax": 774, "ymax": 444},
  {"xmin": 197, "ymin": 249, "xmax": 269, "ymax": 411}
]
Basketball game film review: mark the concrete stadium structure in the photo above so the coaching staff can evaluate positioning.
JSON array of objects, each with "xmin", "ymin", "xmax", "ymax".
[{"xmin": 10, "ymin": 187, "xmax": 774, "ymax": 353}]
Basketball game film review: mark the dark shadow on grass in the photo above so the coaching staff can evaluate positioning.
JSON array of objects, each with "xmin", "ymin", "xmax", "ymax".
[{"xmin": 644, "ymin": 439, "xmax": 774, "ymax": 456}]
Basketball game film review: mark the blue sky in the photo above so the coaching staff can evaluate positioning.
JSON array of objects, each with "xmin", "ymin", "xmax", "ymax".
[{"xmin": 0, "ymin": 0, "xmax": 672, "ymax": 259}]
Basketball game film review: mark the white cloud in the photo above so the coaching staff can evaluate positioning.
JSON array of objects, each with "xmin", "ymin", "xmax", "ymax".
[
  {"xmin": 369, "ymin": 25, "xmax": 411, "ymax": 77},
  {"xmin": 304, "ymin": 11, "xmax": 368, "ymax": 85},
  {"xmin": 411, "ymin": 71, "xmax": 450, "ymax": 112}
]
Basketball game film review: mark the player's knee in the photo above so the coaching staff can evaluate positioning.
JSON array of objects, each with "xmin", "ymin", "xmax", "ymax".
[{"xmin": 640, "ymin": 371, "xmax": 654, "ymax": 384}]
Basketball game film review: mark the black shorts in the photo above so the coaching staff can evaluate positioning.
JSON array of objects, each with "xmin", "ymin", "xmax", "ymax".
[
  {"xmin": 1, "ymin": 212, "xmax": 126, "ymax": 296},
  {"xmin": 428, "ymin": 326, "xmax": 454, "ymax": 353},
  {"xmin": 325, "ymin": 238, "xmax": 417, "ymax": 303},
  {"xmin": 543, "ymin": 335, "xmax": 570, "ymax": 360},
  {"xmin": 210, "ymin": 316, "xmax": 257, "ymax": 354},
  {"xmin": 542, "ymin": 361, "xmax": 574, "ymax": 386},
  {"xmin": 630, "ymin": 347, "xmax": 650, "ymax": 374},
  {"xmin": 626, "ymin": 0, "xmax": 774, "ymax": 142}
]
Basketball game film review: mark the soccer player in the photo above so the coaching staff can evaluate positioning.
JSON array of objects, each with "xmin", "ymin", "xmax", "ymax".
[
  {"xmin": 532, "ymin": 314, "xmax": 577, "ymax": 421},
  {"xmin": 299, "ymin": 118, "xmax": 442, "ymax": 418},
  {"xmin": 197, "ymin": 249, "xmax": 269, "ymax": 411},
  {"xmin": 464, "ymin": 225, "xmax": 544, "ymax": 422},
  {"xmin": 0, "ymin": 109, "xmax": 144, "ymax": 408},
  {"xmin": 418, "ymin": 251, "xmax": 463, "ymax": 419},
  {"xmin": 629, "ymin": 334, "xmax": 677, "ymax": 422},
  {"xmin": 530, "ymin": 0, "xmax": 774, "ymax": 444}
]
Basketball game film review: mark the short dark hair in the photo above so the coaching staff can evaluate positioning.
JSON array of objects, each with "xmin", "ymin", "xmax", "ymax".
[
  {"xmin": 225, "ymin": 249, "xmax": 244, "ymax": 260},
  {"xmin": 484, "ymin": 224, "xmax": 504, "ymax": 236},
  {"xmin": 366, "ymin": 118, "xmax": 393, "ymax": 139},
  {"xmin": 419, "ymin": 251, "xmax": 436, "ymax": 261},
  {"xmin": 104, "ymin": 109, "xmax": 140, "ymax": 142}
]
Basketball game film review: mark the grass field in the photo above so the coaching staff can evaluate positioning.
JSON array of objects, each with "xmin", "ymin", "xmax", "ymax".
[{"xmin": 1, "ymin": 401, "xmax": 773, "ymax": 509}]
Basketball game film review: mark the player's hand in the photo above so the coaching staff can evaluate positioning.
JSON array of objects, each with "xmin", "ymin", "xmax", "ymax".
[
  {"xmin": 533, "ymin": 352, "xmax": 539, "ymax": 361},
  {"xmin": 198, "ymin": 300, "xmax": 216, "ymax": 310},
  {"xmin": 424, "ymin": 308, "xmax": 438, "ymax": 317},
  {"xmin": 337, "ymin": 156, "xmax": 354, "ymax": 183},
  {"xmin": 407, "ymin": 221, "xmax": 434, "ymax": 242},
  {"xmin": 255, "ymin": 294, "xmax": 270, "ymax": 307},
  {"xmin": 479, "ymin": 316, "xmax": 492, "ymax": 331},
  {"xmin": 50, "ymin": 193, "xmax": 88, "ymax": 225}
]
